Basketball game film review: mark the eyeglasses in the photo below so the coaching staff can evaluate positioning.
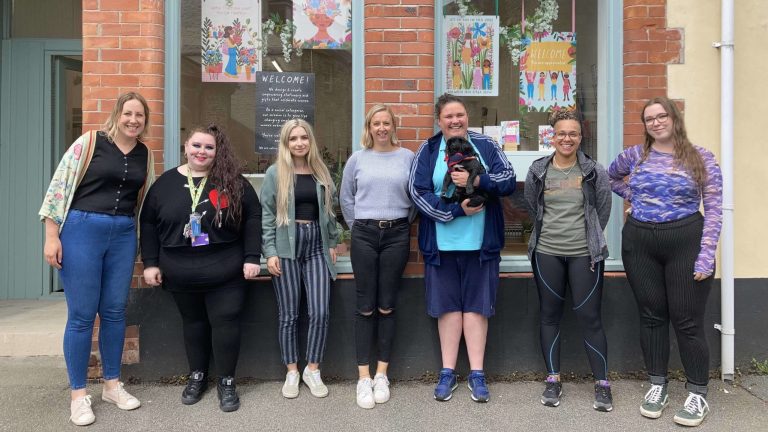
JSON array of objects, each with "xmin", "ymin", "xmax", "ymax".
[
  {"xmin": 554, "ymin": 132, "xmax": 581, "ymax": 141},
  {"xmin": 644, "ymin": 113, "xmax": 670, "ymax": 125}
]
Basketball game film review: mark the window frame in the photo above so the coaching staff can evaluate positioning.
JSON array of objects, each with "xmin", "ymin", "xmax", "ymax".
[{"xmin": 433, "ymin": 0, "xmax": 625, "ymax": 272}]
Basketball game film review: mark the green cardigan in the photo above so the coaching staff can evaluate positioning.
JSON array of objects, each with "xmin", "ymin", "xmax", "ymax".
[{"xmin": 260, "ymin": 164, "xmax": 339, "ymax": 279}]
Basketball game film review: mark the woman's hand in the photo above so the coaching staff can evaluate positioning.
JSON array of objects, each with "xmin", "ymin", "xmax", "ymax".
[
  {"xmin": 43, "ymin": 237, "xmax": 63, "ymax": 270},
  {"xmin": 143, "ymin": 267, "xmax": 163, "ymax": 286},
  {"xmin": 461, "ymin": 198, "xmax": 484, "ymax": 216},
  {"xmin": 329, "ymin": 248, "xmax": 337, "ymax": 265},
  {"xmin": 450, "ymin": 170, "xmax": 480, "ymax": 188},
  {"xmin": 243, "ymin": 263, "xmax": 260, "ymax": 279},
  {"xmin": 693, "ymin": 271, "xmax": 711, "ymax": 281},
  {"xmin": 267, "ymin": 256, "xmax": 281, "ymax": 276}
]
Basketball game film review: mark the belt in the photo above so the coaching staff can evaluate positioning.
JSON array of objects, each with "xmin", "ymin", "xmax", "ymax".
[{"xmin": 357, "ymin": 218, "xmax": 409, "ymax": 229}]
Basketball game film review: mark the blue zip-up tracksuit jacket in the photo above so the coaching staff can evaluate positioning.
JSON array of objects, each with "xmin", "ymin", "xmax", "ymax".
[{"xmin": 408, "ymin": 130, "xmax": 516, "ymax": 266}]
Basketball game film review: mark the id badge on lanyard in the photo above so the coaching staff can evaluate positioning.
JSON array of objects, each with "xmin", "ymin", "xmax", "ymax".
[{"xmin": 183, "ymin": 170, "xmax": 210, "ymax": 247}]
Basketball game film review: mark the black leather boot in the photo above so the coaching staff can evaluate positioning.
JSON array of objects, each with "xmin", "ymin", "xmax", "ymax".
[
  {"xmin": 181, "ymin": 371, "xmax": 208, "ymax": 405},
  {"xmin": 217, "ymin": 376, "xmax": 240, "ymax": 412}
]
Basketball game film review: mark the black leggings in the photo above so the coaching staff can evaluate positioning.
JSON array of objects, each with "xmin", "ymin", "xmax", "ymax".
[
  {"xmin": 350, "ymin": 220, "xmax": 410, "ymax": 366},
  {"xmin": 533, "ymin": 252, "xmax": 608, "ymax": 380},
  {"xmin": 171, "ymin": 286, "xmax": 246, "ymax": 377},
  {"xmin": 622, "ymin": 213, "xmax": 711, "ymax": 393}
]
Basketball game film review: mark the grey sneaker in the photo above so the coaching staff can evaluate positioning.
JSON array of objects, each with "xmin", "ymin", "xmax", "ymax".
[
  {"xmin": 593, "ymin": 382, "xmax": 613, "ymax": 412},
  {"xmin": 282, "ymin": 370, "xmax": 300, "ymax": 399},
  {"xmin": 302, "ymin": 366, "xmax": 329, "ymax": 398},
  {"xmin": 640, "ymin": 384, "xmax": 669, "ymax": 419},
  {"xmin": 673, "ymin": 393, "xmax": 710, "ymax": 427},
  {"xmin": 541, "ymin": 376, "xmax": 563, "ymax": 407}
]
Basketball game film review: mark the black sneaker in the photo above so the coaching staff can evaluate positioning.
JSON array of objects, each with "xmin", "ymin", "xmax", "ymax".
[
  {"xmin": 217, "ymin": 376, "xmax": 240, "ymax": 412},
  {"xmin": 541, "ymin": 376, "xmax": 562, "ymax": 407},
  {"xmin": 593, "ymin": 382, "xmax": 613, "ymax": 412},
  {"xmin": 181, "ymin": 371, "xmax": 208, "ymax": 405}
]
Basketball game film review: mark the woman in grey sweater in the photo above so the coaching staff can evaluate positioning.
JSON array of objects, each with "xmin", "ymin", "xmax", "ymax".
[
  {"xmin": 340, "ymin": 104, "xmax": 414, "ymax": 409},
  {"xmin": 524, "ymin": 109, "xmax": 613, "ymax": 412}
]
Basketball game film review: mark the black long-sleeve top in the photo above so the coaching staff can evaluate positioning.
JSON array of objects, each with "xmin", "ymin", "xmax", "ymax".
[{"xmin": 139, "ymin": 168, "xmax": 262, "ymax": 268}]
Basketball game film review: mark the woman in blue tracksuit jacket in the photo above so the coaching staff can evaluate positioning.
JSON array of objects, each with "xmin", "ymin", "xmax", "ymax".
[{"xmin": 408, "ymin": 93, "xmax": 516, "ymax": 403}]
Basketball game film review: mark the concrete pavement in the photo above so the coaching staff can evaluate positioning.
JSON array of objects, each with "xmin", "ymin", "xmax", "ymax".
[{"xmin": 0, "ymin": 357, "xmax": 766, "ymax": 432}]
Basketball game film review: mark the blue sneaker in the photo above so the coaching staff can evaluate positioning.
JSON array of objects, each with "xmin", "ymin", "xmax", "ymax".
[
  {"xmin": 433, "ymin": 368, "xmax": 458, "ymax": 401},
  {"xmin": 467, "ymin": 370, "xmax": 490, "ymax": 402}
]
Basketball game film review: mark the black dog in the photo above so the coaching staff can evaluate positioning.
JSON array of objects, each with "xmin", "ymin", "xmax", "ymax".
[{"xmin": 441, "ymin": 137, "xmax": 487, "ymax": 207}]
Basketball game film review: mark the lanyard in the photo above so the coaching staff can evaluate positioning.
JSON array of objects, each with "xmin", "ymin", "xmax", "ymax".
[{"xmin": 186, "ymin": 169, "xmax": 208, "ymax": 212}]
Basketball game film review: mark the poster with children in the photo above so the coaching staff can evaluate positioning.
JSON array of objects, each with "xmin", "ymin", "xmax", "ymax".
[
  {"xmin": 519, "ymin": 32, "xmax": 576, "ymax": 112},
  {"xmin": 201, "ymin": 0, "xmax": 261, "ymax": 83},
  {"xmin": 444, "ymin": 15, "xmax": 499, "ymax": 97},
  {"xmin": 293, "ymin": 0, "xmax": 352, "ymax": 49}
]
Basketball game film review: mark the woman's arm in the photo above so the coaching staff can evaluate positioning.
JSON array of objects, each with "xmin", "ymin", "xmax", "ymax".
[
  {"xmin": 339, "ymin": 152, "xmax": 357, "ymax": 229},
  {"xmin": 695, "ymin": 149, "xmax": 723, "ymax": 276},
  {"xmin": 43, "ymin": 218, "xmax": 62, "ymax": 269},
  {"xmin": 594, "ymin": 163, "xmax": 613, "ymax": 230},
  {"xmin": 607, "ymin": 146, "xmax": 638, "ymax": 200},
  {"xmin": 241, "ymin": 179, "xmax": 262, "ymax": 265},
  {"xmin": 260, "ymin": 168, "xmax": 279, "ymax": 259}
]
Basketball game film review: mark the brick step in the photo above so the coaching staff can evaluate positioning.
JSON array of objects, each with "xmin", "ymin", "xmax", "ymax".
[{"xmin": 0, "ymin": 300, "xmax": 66, "ymax": 357}]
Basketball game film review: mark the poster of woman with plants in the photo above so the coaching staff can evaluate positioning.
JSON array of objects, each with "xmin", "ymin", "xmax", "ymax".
[
  {"xmin": 293, "ymin": 0, "xmax": 352, "ymax": 49},
  {"xmin": 444, "ymin": 15, "xmax": 499, "ymax": 97},
  {"xmin": 201, "ymin": 0, "xmax": 261, "ymax": 83}
]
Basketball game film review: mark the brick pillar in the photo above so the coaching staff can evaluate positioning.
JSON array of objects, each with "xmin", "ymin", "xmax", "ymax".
[
  {"xmin": 623, "ymin": 1, "xmax": 683, "ymax": 147},
  {"xmin": 364, "ymin": 2, "xmax": 435, "ymax": 274},
  {"xmin": 82, "ymin": 0, "xmax": 165, "ymax": 377}
]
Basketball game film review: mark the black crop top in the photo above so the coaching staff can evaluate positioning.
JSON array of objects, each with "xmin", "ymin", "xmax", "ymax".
[{"xmin": 294, "ymin": 174, "xmax": 319, "ymax": 221}]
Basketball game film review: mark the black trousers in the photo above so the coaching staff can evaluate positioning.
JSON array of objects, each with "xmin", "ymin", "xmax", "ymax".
[
  {"xmin": 171, "ymin": 285, "xmax": 246, "ymax": 377},
  {"xmin": 622, "ymin": 212, "xmax": 711, "ymax": 394},
  {"xmin": 350, "ymin": 219, "xmax": 410, "ymax": 366},
  {"xmin": 533, "ymin": 252, "xmax": 608, "ymax": 380}
]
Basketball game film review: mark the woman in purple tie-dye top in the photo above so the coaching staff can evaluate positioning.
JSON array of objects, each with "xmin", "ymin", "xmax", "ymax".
[{"xmin": 608, "ymin": 96, "xmax": 722, "ymax": 427}]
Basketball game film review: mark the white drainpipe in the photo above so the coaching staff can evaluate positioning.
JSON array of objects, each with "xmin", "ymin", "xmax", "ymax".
[{"xmin": 713, "ymin": 0, "xmax": 735, "ymax": 382}]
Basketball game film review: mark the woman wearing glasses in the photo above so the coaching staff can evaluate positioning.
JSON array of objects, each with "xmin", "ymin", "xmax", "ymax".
[
  {"xmin": 524, "ymin": 109, "xmax": 613, "ymax": 412},
  {"xmin": 608, "ymin": 97, "xmax": 722, "ymax": 427}
]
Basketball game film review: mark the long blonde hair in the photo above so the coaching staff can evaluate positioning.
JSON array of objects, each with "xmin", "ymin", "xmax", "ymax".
[
  {"xmin": 102, "ymin": 92, "xmax": 150, "ymax": 142},
  {"xmin": 637, "ymin": 97, "xmax": 707, "ymax": 189},
  {"xmin": 360, "ymin": 104, "xmax": 399, "ymax": 149},
  {"xmin": 275, "ymin": 119, "xmax": 335, "ymax": 226}
]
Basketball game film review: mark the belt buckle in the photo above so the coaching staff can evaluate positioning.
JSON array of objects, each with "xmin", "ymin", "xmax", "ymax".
[{"xmin": 378, "ymin": 220, "xmax": 390, "ymax": 229}]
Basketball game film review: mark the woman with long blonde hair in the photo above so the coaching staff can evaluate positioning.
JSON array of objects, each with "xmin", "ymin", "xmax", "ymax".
[{"xmin": 261, "ymin": 118, "xmax": 339, "ymax": 399}]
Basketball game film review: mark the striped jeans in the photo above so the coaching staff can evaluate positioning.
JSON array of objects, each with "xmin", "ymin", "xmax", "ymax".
[{"xmin": 272, "ymin": 221, "xmax": 331, "ymax": 365}]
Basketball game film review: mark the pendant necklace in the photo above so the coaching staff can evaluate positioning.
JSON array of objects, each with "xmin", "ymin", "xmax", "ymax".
[{"xmin": 553, "ymin": 158, "xmax": 577, "ymax": 176}]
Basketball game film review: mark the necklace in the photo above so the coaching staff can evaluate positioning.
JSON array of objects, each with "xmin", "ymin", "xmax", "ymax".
[{"xmin": 552, "ymin": 158, "xmax": 578, "ymax": 176}]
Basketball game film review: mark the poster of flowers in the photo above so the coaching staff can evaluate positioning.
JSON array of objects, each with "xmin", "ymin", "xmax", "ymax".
[
  {"xmin": 293, "ymin": 0, "xmax": 352, "ymax": 49},
  {"xmin": 201, "ymin": 0, "xmax": 261, "ymax": 83},
  {"xmin": 538, "ymin": 125, "xmax": 555, "ymax": 151},
  {"xmin": 519, "ymin": 32, "xmax": 576, "ymax": 112},
  {"xmin": 444, "ymin": 15, "xmax": 499, "ymax": 97}
]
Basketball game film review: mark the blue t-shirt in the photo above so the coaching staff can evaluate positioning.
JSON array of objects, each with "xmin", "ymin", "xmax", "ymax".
[{"xmin": 432, "ymin": 137, "xmax": 486, "ymax": 251}]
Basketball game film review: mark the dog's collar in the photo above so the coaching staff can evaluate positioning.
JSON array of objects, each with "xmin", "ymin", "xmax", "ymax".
[{"xmin": 445, "ymin": 152, "xmax": 477, "ymax": 168}]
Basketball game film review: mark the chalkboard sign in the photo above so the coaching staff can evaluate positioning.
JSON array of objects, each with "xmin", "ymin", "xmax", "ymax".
[{"xmin": 254, "ymin": 72, "xmax": 315, "ymax": 153}]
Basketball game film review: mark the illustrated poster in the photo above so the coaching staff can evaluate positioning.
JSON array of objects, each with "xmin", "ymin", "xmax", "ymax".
[
  {"xmin": 500, "ymin": 120, "xmax": 520, "ymax": 151},
  {"xmin": 201, "ymin": 0, "xmax": 261, "ymax": 83},
  {"xmin": 444, "ymin": 15, "xmax": 499, "ymax": 97},
  {"xmin": 519, "ymin": 32, "xmax": 576, "ymax": 112},
  {"xmin": 293, "ymin": 0, "xmax": 352, "ymax": 49},
  {"xmin": 538, "ymin": 125, "xmax": 554, "ymax": 152},
  {"xmin": 254, "ymin": 72, "xmax": 315, "ymax": 154}
]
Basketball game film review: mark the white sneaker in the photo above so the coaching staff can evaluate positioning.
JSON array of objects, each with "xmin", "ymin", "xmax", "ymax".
[
  {"xmin": 282, "ymin": 370, "xmax": 300, "ymax": 398},
  {"xmin": 356, "ymin": 378, "xmax": 375, "ymax": 409},
  {"xmin": 101, "ymin": 382, "xmax": 141, "ymax": 410},
  {"xmin": 373, "ymin": 373, "xmax": 390, "ymax": 404},
  {"xmin": 302, "ymin": 366, "xmax": 329, "ymax": 398},
  {"xmin": 70, "ymin": 395, "xmax": 95, "ymax": 426}
]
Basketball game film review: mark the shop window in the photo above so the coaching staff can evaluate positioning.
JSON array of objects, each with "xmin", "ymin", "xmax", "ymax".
[
  {"xmin": 180, "ymin": 0, "xmax": 353, "ymax": 177},
  {"xmin": 439, "ymin": 0, "xmax": 598, "ymax": 257}
]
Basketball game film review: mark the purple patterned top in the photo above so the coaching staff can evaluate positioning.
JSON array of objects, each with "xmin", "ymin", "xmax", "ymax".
[{"xmin": 608, "ymin": 144, "xmax": 723, "ymax": 275}]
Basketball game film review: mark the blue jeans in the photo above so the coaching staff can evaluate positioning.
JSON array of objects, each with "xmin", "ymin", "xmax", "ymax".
[{"xmin": 59, "ymin": 210, "xmax": 136, "ymax": 390}]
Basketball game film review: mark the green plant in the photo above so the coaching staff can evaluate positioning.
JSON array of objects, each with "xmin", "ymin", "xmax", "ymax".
[
  {"xmin": 521, "ymin": 218, "xmax": 534, "ymax": 233},
  {"xmin": 752, "ymin": 358, "xmax": 768, "ymax": 375}
]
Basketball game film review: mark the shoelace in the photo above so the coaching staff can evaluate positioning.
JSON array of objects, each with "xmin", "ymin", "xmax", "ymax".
[
  {"xmin": 644, "ymin": 384, "xmax": 665, "ymax": 403},
  {"xmin": 437, "ymin": 372, "xmax": 455, "ymax": 387},
  {"xmin": 114, "ymin": 382, "xmax": 131, "ymax": 400},
  {"xmin": 596, "ymin": 384, "xmax": 611, "ymax": 399},
  {"xmin": 71, "ymin": 395, "xmax": 93, "ymax": 419},
  {"xmin": 374, "ymin": 375, "xmax": 389, "ymax": 389},
  {"xmin": 357, "ymin": 378, "xmax": 373, "ymax": 396},
  {"xmin": 469, "ymin": 374, "xmax": 487, "ymax": 390},
  {"xmin": 681, "ymin": 393, "xmax": 709, "ymax": 415}
]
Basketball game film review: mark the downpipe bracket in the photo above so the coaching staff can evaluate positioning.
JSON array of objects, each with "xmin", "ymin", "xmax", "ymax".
[
  {"xmin": 712, "ymin": 41, "xmax": 734, "ymax": 48},
  {"xmin": 714, "ymin": 323, "xmax": 736, "ymax": 335}
]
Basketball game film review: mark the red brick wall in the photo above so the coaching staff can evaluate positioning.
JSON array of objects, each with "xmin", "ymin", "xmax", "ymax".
[
  {"xmin": 623, "ymin": 0, "xmax": 683, "ymax": 147},
  {"xmin": 82, "ymin": 0, "xmax": 165, "ymax": 376},
  {"xmin": 364, "ymin": 1, "xmax": 435, "ymax": 274}
]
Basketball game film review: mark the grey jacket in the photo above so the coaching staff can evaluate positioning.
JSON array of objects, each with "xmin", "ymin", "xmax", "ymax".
[{"xmin": 524, "ymin": 151, "xmax": 612, "ymax": 266}]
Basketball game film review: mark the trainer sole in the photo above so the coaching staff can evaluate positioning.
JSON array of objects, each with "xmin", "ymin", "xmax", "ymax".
[{"xmin": 433, "ymin": 382, "xmax": 458, "ymax": 401}]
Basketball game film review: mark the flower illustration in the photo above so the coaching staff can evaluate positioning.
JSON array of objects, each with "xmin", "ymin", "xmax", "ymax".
[{"xmin": 471, "ymin": 22, "xmax": 486, "ymax": 38}]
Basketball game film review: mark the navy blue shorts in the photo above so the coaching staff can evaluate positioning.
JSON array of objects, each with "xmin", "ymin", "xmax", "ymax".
[{"xmin": 424, "ymin": 251, "xmax": 500, "ymax": 318}]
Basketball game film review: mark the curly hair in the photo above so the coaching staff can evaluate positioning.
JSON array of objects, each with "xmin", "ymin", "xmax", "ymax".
[
  {"xmin": 185, "ymin": 124, "xmax": 245, "ymax": 226},
  {"xmin": 548, "ymin": 108, "xmax": 582, "ymax": 128},
  {"xmin": 637, "ymin": 97, "xmax": 706, "ymax": 189}
]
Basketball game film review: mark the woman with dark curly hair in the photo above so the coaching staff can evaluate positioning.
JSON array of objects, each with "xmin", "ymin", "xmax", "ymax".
[{"xmin": 140, "ymin": 124, "xmax": 262, "ymax": 412}]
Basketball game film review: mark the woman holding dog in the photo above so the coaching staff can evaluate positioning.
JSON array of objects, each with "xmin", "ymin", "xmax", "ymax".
[
  {"xmin": 524, "ymin": 109, "xmax": 613, "ymax": 412},
  {"xmin": 408, "ymin": 93, "xmax": 516, "ymax": 403},
  {"xmin": 340, "ymin": 104, "xmax": 414, "ymax": 409}
]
